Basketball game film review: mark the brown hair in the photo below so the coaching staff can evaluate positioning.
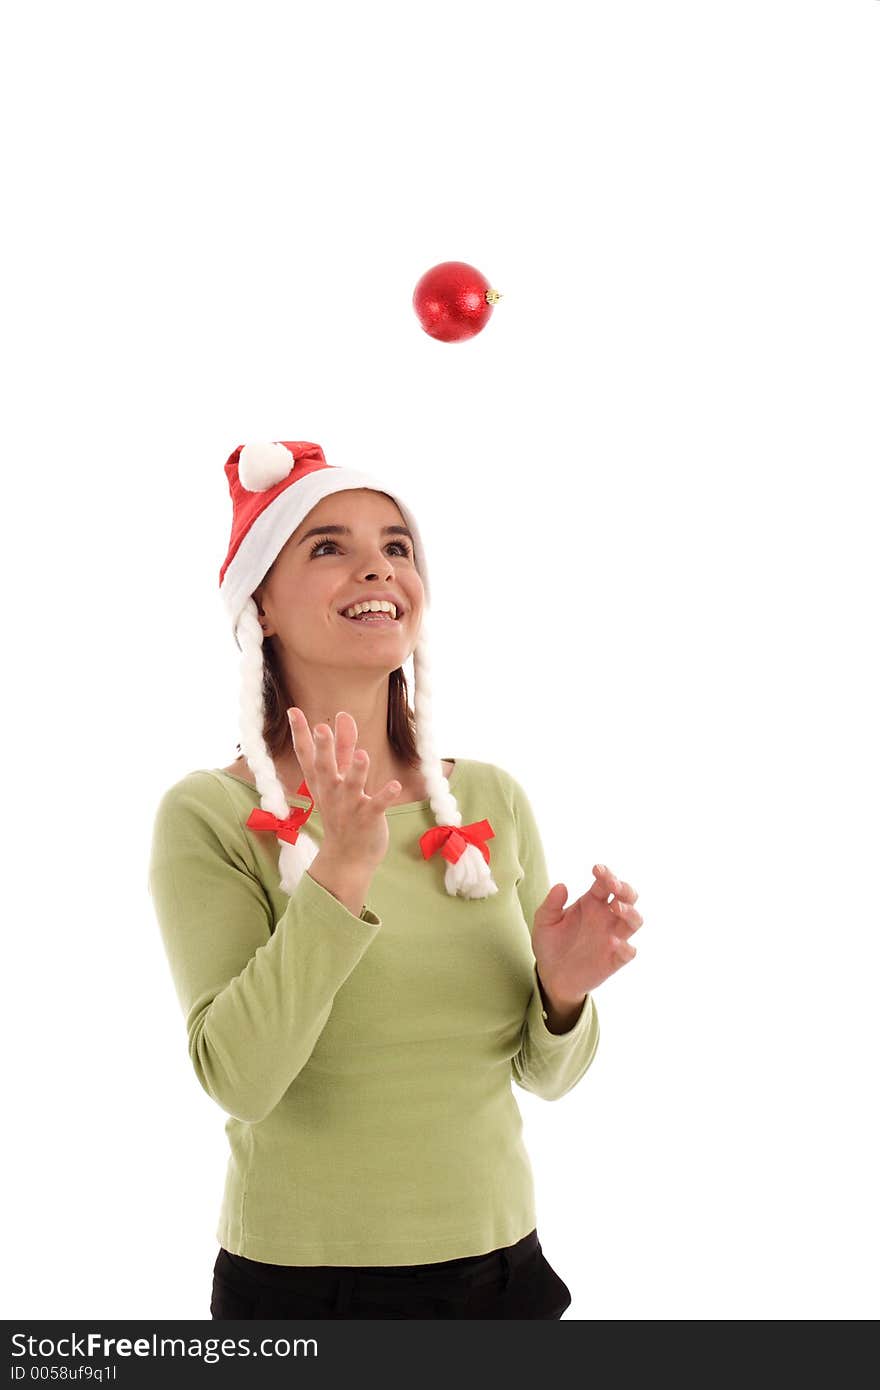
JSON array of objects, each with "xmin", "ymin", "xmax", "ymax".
[{"xmin": 234, "ymin": 634, "xmax": 421, "ymax": 769}]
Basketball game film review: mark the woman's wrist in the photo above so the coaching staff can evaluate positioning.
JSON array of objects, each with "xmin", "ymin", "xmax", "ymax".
[
  {"xmin": 536, "ymin": 968, "xmax": 588, "ymax": 1033},
  {"xmin": 307, "ymin": 851, "xmax": 376, "ymax": 919}
]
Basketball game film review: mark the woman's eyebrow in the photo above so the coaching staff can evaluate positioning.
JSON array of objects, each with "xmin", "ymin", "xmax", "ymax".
[{"xmin": 297, "ymin": 524, "xmax": 413, "ymax": 545}]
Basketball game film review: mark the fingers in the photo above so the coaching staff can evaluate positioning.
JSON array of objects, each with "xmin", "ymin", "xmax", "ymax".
[
  {"xmin": 289, "ymin": 709, "xmax": 349, "ymax": 785},
  {"xmin": 287, "ymin": 707, "xmax": 316, "ymax": 780},
  {"xmin": 593, "ymin": 864, "xmax": 639, "ymax": 905},
  {"xmin": 611, "ymin": 897, "xmax": 644, "ymax": 934},
  {"xmin": 611, "ymin": 935, "xmax": 637, "ymax": 965},
  {"xmin": 287, "ymin": 709, "xmax": 398, "ymax": 806},
  {"xmin": 346, "ymin": 745, "xmax": 370, "ymax": 795},
  {"xmin": 334, "ymin": 709, "xmax": 357, "ymax": 778},
  {"xmin": 617, "ymin": 879, "xmax": 638, "ymax": 904},
  {"xmin": 288, "ymin": 708, "xmax": 345, "ymax": 790},
  {"xmin": 588, "ymin": 866, "xmax": 615, "ymax": 902},
  {"xmin": 592, "ymin": 865, "xmax": 643, "ymax": 958},
  {"xmin": 351, "ymin": 746, "xmax": 402, "ymax": 801},
  {"xmin": 312, "ymin": 722, "xmax": 343, "ymax": 787}
]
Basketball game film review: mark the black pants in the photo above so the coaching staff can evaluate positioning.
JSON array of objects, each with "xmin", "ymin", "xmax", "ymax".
[{"xmin": 210, "ymin": 1228, "xmax": 572, "ymax": 1319}]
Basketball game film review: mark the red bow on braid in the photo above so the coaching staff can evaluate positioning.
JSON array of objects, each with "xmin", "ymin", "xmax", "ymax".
[
  {"xmin": 419, "ymin": 819, "xmax": 495, "ymax": 866},
  {"xmin": 246, "ymin": 781, "xmax": 314, "ymax": 846}
]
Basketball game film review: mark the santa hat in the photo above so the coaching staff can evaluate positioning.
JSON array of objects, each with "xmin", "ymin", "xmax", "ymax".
[{"xmin": 218, "ymin": 440, "xmax": 498, "ymax": 900}]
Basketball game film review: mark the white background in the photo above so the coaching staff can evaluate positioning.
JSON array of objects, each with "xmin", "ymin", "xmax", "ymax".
[{"xmin": 3, "ymin": 0, "xmax": 878, "ymax": 1321}]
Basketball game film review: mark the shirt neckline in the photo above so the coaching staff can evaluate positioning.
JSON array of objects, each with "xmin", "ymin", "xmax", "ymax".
[{"xmin": 211, "ymin": 758, "xmax": 461, "ymax": 816}]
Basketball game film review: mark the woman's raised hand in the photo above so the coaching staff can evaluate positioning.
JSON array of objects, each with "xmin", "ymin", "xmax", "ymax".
[
  {"xmin": 531, "ymin": 866, "xmax": 644, "ymax": 1001},
  {"xmin": 287, "ymin": 708, "xmax": 401, "ymax": 872}
]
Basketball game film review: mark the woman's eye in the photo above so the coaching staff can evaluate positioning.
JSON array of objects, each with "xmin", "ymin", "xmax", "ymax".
[{"xmin": 308, "ymin": 537, "xmax": 412, "ymax": 558}]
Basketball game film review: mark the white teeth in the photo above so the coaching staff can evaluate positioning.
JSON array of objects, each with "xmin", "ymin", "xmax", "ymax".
[{"xmin": 343, "ymin": 600, "xmax": 398, "ymax": 619}]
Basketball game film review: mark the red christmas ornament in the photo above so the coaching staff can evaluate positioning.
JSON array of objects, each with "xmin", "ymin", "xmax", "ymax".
[{"xmin": 412, "ymin": 261, "xmax": 502, "ymax": 343}]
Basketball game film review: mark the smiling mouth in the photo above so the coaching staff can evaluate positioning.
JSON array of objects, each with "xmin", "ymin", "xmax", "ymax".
[
  {"xmin": 338, "ymin": 606, "xmax": 404, "ymax": 622},
  {"xmin": 339, "ymin": 611, "xmax": 403, "ymax": 625}
]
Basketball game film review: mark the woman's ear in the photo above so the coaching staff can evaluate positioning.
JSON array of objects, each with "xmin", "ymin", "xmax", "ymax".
[{"xmin": 252, "ymin": 586, "xmax": 270, "ymax": 632}]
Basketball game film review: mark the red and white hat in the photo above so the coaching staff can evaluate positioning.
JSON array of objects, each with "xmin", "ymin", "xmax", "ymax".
[{"xmin": 219, "ymin": 440, "xmax": 498, "ymax": 900}]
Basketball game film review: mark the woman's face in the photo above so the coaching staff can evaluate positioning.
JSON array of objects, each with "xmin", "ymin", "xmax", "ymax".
[{"xmin": 253, "ymin": 488, "xmax": 425, "ymax": 669}]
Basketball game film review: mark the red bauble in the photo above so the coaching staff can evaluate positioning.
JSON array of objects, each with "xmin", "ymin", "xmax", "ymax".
[{"xmin": 412, "ymin": 261, "xmax": 502, "ymax": 343}]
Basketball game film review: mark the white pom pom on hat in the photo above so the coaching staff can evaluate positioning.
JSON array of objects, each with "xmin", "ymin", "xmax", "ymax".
[{"xmin": 238, "ymin": 441, "xmax": 294, "ymax": 492}]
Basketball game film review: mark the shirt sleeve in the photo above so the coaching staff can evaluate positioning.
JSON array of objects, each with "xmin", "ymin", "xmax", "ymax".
[
  {"xmin": 147, "ymin": 771, "xmax": 382, "ymax": 1124},
  {"xmin": 506, "ymin": 770, "xmax": 601, "ymax": 1101}
]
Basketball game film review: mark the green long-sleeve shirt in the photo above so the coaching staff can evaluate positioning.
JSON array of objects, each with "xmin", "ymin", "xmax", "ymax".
[{"xmin": 147, "ymin": 756, "xmax": 599, "ymax": 1266}]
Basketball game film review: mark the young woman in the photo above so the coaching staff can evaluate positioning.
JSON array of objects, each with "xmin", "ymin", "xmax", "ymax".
[{"xmin": 148, "ymin": 439, "xmax": 643, "ymax": 1319}]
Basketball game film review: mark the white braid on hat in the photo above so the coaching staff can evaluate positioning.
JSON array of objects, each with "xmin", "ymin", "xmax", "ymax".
[{"xmin": 219, "ymin": 440, "xmax": 498, "ymax": 901}]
